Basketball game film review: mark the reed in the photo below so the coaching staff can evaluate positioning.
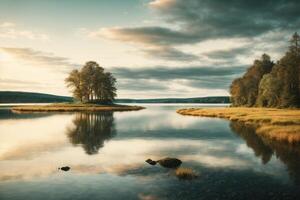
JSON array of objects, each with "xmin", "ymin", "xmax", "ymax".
[
  {"xmin": 177, "ymin": 107, "xmax": 300, "ymax": 143},
  {"xmin": 175, "ymin": 167, "xmax": 198, "ymax": 180}
]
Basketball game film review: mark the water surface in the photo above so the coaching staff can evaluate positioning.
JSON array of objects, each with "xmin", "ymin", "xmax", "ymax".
[{"xmin": 0, "ymin": 104, "xmax": 300, "ymax": 200}]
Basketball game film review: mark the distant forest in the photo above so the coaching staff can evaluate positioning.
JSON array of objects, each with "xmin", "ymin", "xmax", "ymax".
[
  {"xmin": 230, "ymin": 33, "xmax": 300, "ymax": 108},
  {"xmin": 0, "ymin": 91, "xmax": 229, "ymax": 104},
  {"xmin": 115, "ymin": 96, "xmax": 230, "ymax": 104},
  {"xmin": 0, "ymin": 91, "xmax": 72, "ymax": 103}
]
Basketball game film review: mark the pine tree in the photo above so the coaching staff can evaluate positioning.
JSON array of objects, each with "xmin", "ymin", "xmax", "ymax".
[{"xmin": 290, "ymin": 32, "xmax": 300, "ymax": 56}]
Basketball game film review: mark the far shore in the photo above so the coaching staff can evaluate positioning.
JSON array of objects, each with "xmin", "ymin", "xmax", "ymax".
[
  {"xmin": 177, "ymin": 107, "xmax": 300, "ymax": 143},
  {"xmin": 11, "ymin": 103, "xmax": 144, "ymax": 113}
]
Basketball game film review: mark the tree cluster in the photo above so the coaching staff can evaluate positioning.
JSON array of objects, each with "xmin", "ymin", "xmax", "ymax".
[
  {"xmin": 230, "ymin": 33, "xmax": 300, "ymax": 108},
  {"xmin": 65, "ymin": 61, "xmax": 117, "ymax": 103}
]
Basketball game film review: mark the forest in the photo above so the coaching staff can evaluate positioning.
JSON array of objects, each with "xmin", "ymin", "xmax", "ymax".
[
  {"xmin": 230, "ymin": 33, "xmax": 300, "ymax": 108},
  {"xmin": 65, "ymin": 61, "xmax": 117, "ymax": 103}
]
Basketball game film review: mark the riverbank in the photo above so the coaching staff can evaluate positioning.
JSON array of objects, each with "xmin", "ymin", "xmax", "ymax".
[
  {"xmin": 11, "ymin": 103, "xmax": 144, "ymax": 113},
  {"xmin": 177, "ymin": 107, "xmax": 300, "ymax": 143}
]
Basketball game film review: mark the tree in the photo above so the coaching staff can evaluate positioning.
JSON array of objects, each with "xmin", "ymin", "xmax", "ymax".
[
  {"xmin": 231, "ymin": 33, "xmax": 300, "ymax": 108},
  {"xmin": 230, "ymin": 78, "xmax": 247, "ymax": 106},
  {"xmin": 81, "ymin": 61, "xmax": 97, "ymax": 101},
  {"xmin": 230, "ymin": 54, "xmax": 274, "ymax": 107},
  {"xmin": 65, "ymin": 69, "xmax": 85, "ymax": 102},
  {"xmin": 101, "ymin": 72, "xmax": 117, "ymax": 102},
  {"xmin": 290, "ymin": 32, "xmax": 300, "ymax": 56},
  {"xmin": 276, "ymin": 54, "xmax": 300, "ymax": 107},
  {"xmin": 65, "ymin": 61, "xmax": 117, "ymax": 103},
  {"xmin": 256, "ymin": 74, "xmax": 282, "ymax": 107}
]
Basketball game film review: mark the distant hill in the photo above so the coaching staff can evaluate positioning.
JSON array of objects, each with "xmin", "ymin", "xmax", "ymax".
[
  {"xmin": 0, "ymin": 91, "xmax": 230, "ymax": 104},
  {"xmin": 0, "ymin": 91, "xmax": 73, "ymax": 103},
  {"xmin": 115, "ymin": 96, "xmax": 230, "ymax": 104}
]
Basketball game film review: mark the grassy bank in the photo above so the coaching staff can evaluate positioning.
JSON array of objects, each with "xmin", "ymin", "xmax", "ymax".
[
  {"xmin": 11, "ymin": 103, "xmax": 144, "ymax": 113},
  {"xmin": 177, "ymin": 107, "xmax": 300, "ymax": 143}
]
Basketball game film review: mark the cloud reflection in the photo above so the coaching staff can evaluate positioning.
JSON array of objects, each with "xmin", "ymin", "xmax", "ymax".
[{"xmin": 1, "ymin": 106, "xmax": 300, "ymax": 187}]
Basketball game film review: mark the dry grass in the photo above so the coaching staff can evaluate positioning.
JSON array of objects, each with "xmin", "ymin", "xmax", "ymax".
[
  {"xmin": 175, "ymin": 167, "xmax": 198, "ymax": 180},
  {"xmin": 177, "ymin": 107, "xmax": 300, "ymax": 143},
  {"xmin": 11, "ymin": 103, "xmax": 144, "ymax": 113}
]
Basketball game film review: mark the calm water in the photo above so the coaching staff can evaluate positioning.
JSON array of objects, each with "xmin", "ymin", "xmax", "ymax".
[{"xmin": 0, "ymin": 104, "xmax": 300, "ymax": 200}]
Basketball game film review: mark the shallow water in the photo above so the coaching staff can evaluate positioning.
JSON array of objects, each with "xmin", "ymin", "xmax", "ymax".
[{"xmin": 0, "ymin": 104, "xmax": 300, "ymax": 200}]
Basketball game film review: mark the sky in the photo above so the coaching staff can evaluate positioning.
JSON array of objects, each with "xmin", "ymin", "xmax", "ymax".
[{"xmin": 0, "ymin": 0, "xmax": 299, "ymax": 98}]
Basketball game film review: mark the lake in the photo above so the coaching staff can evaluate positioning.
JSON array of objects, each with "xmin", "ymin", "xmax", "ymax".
[{"xmin": 0, "ymin": 104, "xmax": 300, "ymax": 200}]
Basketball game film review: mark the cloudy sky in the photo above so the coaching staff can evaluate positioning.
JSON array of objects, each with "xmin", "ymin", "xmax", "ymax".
[{"xmin": 0, "ymin": 0, "xmax": 299, "ymax": 98}]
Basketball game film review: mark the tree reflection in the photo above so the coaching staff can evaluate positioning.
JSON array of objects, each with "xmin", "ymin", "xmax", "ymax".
[
  {"xmin": 230, "ymin": 121, "xmax": 273, "ymax": 164},
  {"xmin": 261, "ymin": 137, "xmax": 300, "ymax": 185},
  {"xmin": 230, "ymin": 121, "xmax": 300, "ymax": 184},
  {"xmin": 66, "ymin": 112, "xmax": 116, "ymax": 155}
]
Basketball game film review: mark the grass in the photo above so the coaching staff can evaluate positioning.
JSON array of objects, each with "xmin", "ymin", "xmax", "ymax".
[
  {"xmin": 175, "ymin": 167, "xmax": 198, "ymax": 180},
  {"xmin": 177, "ymin": 107, "xmax": 300, "ymax": 143},
  {"xmin": 11, "ymin": 103, "xmax": 144, "ymax": 113}
]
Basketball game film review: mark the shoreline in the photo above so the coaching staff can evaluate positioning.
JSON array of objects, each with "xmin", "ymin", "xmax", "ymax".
[
  {"xmin": 177, "ymin": 107, "xmax": 300, "ymax": 143},
  {"xmin": 11, "ymin": 103, "xmax": 145, "ymax": 113}
]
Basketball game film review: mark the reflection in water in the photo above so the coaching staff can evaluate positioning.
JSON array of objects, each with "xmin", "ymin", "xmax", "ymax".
[
  {"xmin": 230, "ymin": 122, "xmax": 273, "ymax": 164},
  {"xmin": 231, "ymin": 121, "xmax": 300, "ymax": 184},
  {"xmin": 66, "ymin": 112, "xmax": 116, "ymax": 155},
  {"xmin": 1, "ymin": 105, "xmax": 300, "ymax": 200},
  {"xmin": 262, "ymin": 137, "xmax": 300, "ymax": 185},
  {"xmin": 0, "ymin": 109, "xmax": 52, "ymax": 120}
]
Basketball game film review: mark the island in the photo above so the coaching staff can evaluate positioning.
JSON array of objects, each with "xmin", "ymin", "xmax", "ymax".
[
  {"xmin": 11, "ymin": 103, "xmax": 144, "ymax": 113},
  {"xmin": 9, "ymin": 61, "xmax": 144, "ymax": 113}
]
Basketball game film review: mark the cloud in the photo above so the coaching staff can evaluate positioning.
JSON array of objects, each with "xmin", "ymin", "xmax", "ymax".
[
  {"xmin": 117, "ymin": 79, "xmax": 169, "ymax": 91},
  {"xmin": 97, "ymin": 26, "xmax": 199, "ymax": 46},
  {"xmin": 112, "ymin": 65, "xmax": 245, "ymax": 94},
  {"xmin": 185, "ymin": 75, "xmax": 238, "ymax": 89},
  {"xmin": 0, "ymin": 22, "xmax": 15, "ymax": 28},
  {"xmin": 0, "ymin": 47, "xmax": 80, "ymax": 94},
  {"xmin": 0, "ymin": 46, "xmax": 243, "ymax": 97},
  {"xmin": 149, "ymin": 0, "xmax": 175, "ymax": 8},
  {"xmin": 0, "ymin": 78, "xmax": 38, "ymax": 85},
  {"xmin": 0, "ymin": 78, "xmax": 48, "ymax": 90},
  {"xmin": 0, "ymin": 47, "xmax": 78, "ymax": 73},
  {"xmin": 0, "ymin": 22, "xmax": 49, "ymax": 40},
  {"xmin": 203, "ymin": 46, "xmax": 252, "ymax": 60},
  {"xmin": 112, "ymin": 65, "xmax": 245, "ymax": 80},
  {"xmin": 91, "ymin": 0, "xmax": 300, "ymax": 62},
  {"xmin": 90, "ymin": 26, "xmax": 200, "ymax": 61},
  {"xmin": 142, "ymin": 46, "xmax": 199, "ymax": 61},
  {"xmin": 149, "ymin": 0, "xmax": 300, "ymax": 38}
]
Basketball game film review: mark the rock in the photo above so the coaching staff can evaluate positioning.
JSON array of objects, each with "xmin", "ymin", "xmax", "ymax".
[
  {"xmin": 59, "ymin": 166, "xmax": 70, "ymax": 171},
  {"xmin": 145, "ymin": 159, "xmax": 157, "ymax": 165},
  {"xmin": 145, "ymin": 158, "xmax": 182, "ymax": 168}
]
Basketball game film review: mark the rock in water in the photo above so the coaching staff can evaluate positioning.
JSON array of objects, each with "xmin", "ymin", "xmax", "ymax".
[
  {"xmin": 145, "ymin": 159, "xmax": 157, "ymax": 165},
  {"xmin": 157, "ymin": 158, "xmax": 182, "ymax": 168},
  {"xmin": 59, "ymin": 166, "xmax": 70, "ymax": 171},
  {"xmin": 146, "ymin": 158, "xmax": 182, "ymax": 168}
]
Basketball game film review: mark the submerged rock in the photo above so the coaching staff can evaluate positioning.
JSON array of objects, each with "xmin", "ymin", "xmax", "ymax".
[
  {"xmin": 59, "ymin": 166, "xmax": 71, "ymax": 171},
  {"xmin": 145, "ymin": 158, "xmax": 182, "ymax": 168}
]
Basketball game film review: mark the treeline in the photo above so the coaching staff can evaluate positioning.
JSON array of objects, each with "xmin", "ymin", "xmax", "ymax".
[
  {"xmin": 115, "ymin": 96, "xmax": 230, "ymax": 104},
  {"xmin": 0, "ymin": 91, "xmax": 72, "ymax": 103},
  {"xmin": 65, "ymin": 61, "xmax": 117, "ymax": 103},
  {"xmin": 230, "ymin": 33, "xmax": 300, "ymax": 108}
]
